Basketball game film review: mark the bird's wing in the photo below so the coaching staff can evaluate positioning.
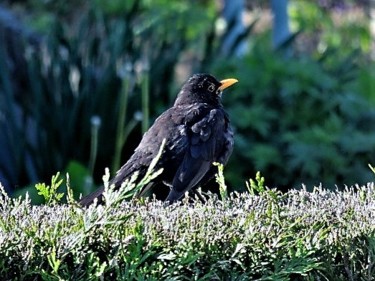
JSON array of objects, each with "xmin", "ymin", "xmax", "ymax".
[{"xmin": 166, "ymin": 108, "xmax": 226, "ymax": 202}]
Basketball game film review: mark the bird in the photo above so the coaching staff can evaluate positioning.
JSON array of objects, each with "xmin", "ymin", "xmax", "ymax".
[{"xmin": 79, "ymin": 73, "xmax": 237, "ymax": 206}]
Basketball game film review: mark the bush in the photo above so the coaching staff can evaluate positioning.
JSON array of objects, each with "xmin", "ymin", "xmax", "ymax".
[
  {"xmin": 215, "ymin": 37, "xmax": 375, "ymax": 191},
  {"xmin": 0, "ymin": 173, "xmax": 374, "ymax": 280}
]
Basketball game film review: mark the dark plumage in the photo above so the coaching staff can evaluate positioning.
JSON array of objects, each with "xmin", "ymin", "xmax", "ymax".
[{"xmin": 80, "ymin": 73, "xmax": 237, "ymax": 206}]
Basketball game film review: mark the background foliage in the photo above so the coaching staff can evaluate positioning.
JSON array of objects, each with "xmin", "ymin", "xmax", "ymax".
[
  {"xmin": 1, "ymin": 0, "xmax": 375, "ymax": 199},
  {"xmin": 215, "ymin": 41, "xmax": 375, "ymax": 190}
]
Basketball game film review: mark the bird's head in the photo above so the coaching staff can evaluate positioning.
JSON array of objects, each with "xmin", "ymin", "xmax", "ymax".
[{"xmin": 174, "ymin": 73, "xmax": 238, "ymax": 106}]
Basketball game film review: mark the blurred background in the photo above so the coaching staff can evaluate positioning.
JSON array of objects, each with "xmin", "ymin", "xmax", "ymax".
[{"xmin": 0, "ymin": 0, "xmax": 374, "ymax": 202}]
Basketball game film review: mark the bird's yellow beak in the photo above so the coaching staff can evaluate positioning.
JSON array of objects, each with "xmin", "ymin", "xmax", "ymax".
[{"xmin": 219, "ymin": 78, "xmax": 238, "ymax": 91}]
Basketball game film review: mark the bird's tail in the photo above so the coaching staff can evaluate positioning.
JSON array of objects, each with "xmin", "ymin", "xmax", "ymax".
[
  {"xmin": 79, "ymin": 186, "xmax": 105, "ymax": 207},
  {"xmin": 79, "ymin": 163, "xmax": 142, "ymax": 207},
  {"xmin": 164, "ymin": 189, "xmax": 185, "ymax": 204}
]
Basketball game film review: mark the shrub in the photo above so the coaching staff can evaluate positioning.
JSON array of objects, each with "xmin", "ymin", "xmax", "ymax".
[
  {"xmin": 215, "ymin": 38, "xmax": 375, "ymax": 191},
  {"xmin": 0, "ymin": 173, "xmax": 374, "ymax": 280}
]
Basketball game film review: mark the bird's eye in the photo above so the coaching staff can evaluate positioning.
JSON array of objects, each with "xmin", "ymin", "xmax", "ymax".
[{"xmin": 207, "ymin": 84, "xmax": 215, "ymax": 92}]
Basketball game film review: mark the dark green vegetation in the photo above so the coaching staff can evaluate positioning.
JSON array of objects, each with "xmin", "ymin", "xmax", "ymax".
[
  {"xmin": 1, "ymin": 1, "xmax": 374, "ymax": 199},
  {"xmin": 0, "ymin": 170, "xmax": 374, "ymax": 280},
  {"xmin": 218, "ymin": 44, "xmax": 375, "ymax": 189}
]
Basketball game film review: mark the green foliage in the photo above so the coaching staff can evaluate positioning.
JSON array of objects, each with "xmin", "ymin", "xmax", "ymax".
[
  {"xmin": 215, "ymin": 36, "xmax": 375, "ymax": 190},
  {"xmin": 1, "ymin": 178, "xmax": 375, "ymax": 279},
  {"xmin": 289, "ymin": 1, "xmax": 371, "ymax": 54},
  {"xmin": 1, "ymin": 0, "xmax": 218, "ymax": 191},
  {"xmin": 35, "ymin": 172, "xmax": 64, "ymax": 205},
  {"xmin": 246, "ymin": 171, "xmax": 266, "ymax": 195},
  {"xmin": 214, "ymin": 162, "xmax": 228, "ymax": 201},
  {"xmin": 211, "ymin": 1, "xmax": 375, "ymax": 192},
  {"xmin": 65, "ymin": 160, "xmax": 92, "ymax": 197},
  {"xmin": 3, "ymin": 1, "xmax": 375, "ymax": 198}
]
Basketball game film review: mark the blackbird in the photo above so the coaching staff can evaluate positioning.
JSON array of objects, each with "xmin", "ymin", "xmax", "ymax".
[{"xmin": 80, "ymin": 73, "xmax": 237, "ymax": 206}]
